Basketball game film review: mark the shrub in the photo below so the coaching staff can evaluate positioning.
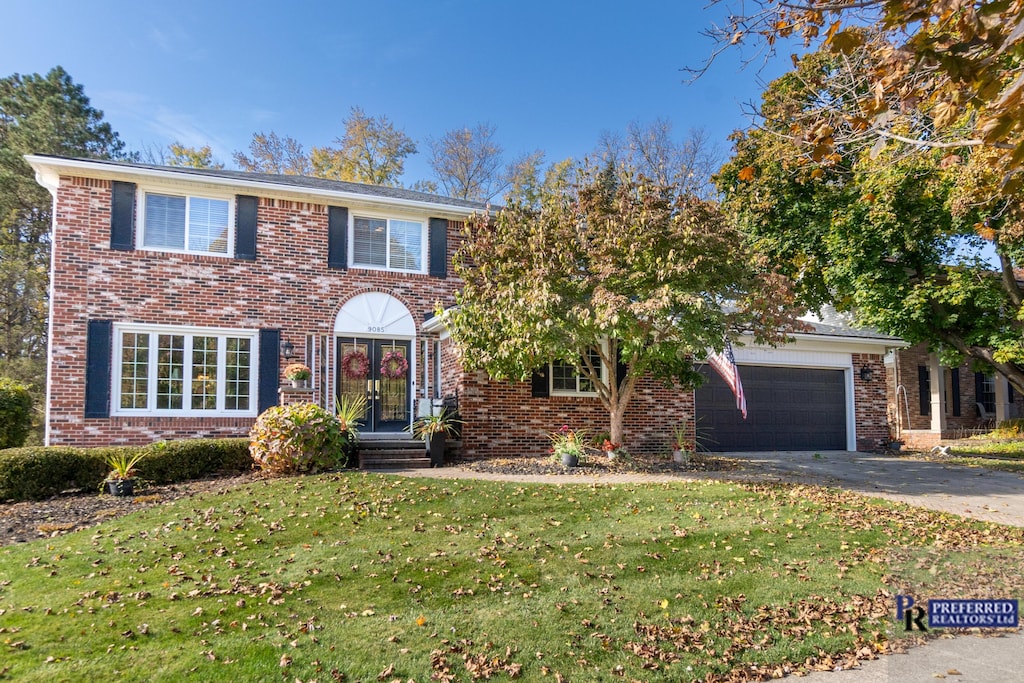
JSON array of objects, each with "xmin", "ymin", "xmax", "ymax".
[
  {"xmin": 0, "ymin": 447, "xmax": 107, "ymax": 502},
  {"xmin": 0, "ymin": 378, "xmax": 33, "ymax": 449},
  {"xmin": 137, "ymin": 438, "xmax": 251, "ymax": 484},
  {"xmin": 250, "ymin": 402, "xmax": 349, "ymax": 475},
  {"xmin": 0, "ymin": 438, "xmax": 252, "ymax": 502}
]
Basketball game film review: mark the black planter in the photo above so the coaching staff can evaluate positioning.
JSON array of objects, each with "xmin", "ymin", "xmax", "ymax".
[
  {"xmin": 561, "ymin": 453, "xmax": 579, "ymax": 467},
  {"xmin": 428, "ymin": 433, "xmax": 446, "ymax": 467},
  {"xmin": 106, "ymin": 478, "xmax": 136, "ymax": 497}
]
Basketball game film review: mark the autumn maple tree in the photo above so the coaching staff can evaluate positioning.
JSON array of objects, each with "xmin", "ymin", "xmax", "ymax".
[{"xmin": 446, "ymin": 162, "xmax": 800, "ymax": 446}]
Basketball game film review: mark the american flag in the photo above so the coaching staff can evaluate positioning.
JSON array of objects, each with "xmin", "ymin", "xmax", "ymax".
[{"xmin": 707, "ymin": 338, "xmax": 747, "ymax": 419}]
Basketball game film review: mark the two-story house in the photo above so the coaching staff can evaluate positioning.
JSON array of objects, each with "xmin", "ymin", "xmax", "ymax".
[{"xmin": 29, "ymin": 155, "xmax": 896, "ymax": 458}]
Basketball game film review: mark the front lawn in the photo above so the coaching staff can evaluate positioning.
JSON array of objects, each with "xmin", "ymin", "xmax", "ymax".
[{"xmin": 1, "ymin": 474, "xmax": 1021, "ymax": 682}]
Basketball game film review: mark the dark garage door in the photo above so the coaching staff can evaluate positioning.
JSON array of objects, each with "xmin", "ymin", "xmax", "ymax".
[{"xmin": 695, "ymin": 365, "xmax": 847, "ymax": 451}]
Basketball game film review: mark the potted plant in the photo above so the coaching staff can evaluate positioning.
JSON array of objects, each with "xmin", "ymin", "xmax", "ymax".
[
  {"xmin": 102, "ymin": 449, "xmax": 147, "ymax": 496},
  {"xmin": 284, "ymin": 363, "xmax": 311, "ymax": 388},
  {"xmin": 335, "ymin": 393, "xmax": 367, "ymax": 468},
  {"xmin": 601, "ymin": 438, "xmax": 621, "ymax": 461},
  {"xmin": 409, "ymin": 408, "xmax": 464, "ymax": 467},
  {"xmin": 671, "ymin": 423, "xmax": 690, "ymax": 465},
  {"xmin": 549, "ymin": 425, "xmax": 587, "ymax": 467}
]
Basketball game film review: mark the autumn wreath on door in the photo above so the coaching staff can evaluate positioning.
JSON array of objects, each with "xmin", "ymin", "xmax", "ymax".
[
  {"xmin": 380, "ymin": 350, "xmax": 409, "ymax": 380},
  {"xmin": 341, "ymin": 350, "xmax": 370, "ymax": 379}
]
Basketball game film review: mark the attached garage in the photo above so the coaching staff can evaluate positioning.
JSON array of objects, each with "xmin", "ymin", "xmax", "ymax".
[{"xmin": 696, "ymin": 364, "xmax": 848, "ymax": 451}]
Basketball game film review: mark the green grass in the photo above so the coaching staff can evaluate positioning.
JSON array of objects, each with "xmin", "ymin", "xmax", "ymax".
[
  {"xmin": 948, "ymin": 457, "xmax": 1024, "ymax": 474},
  {"xmin": 951, "ymin": 440, "xmax": 1024, "ymax": 458},
  {"xmin": 1, "ymin": 474, "xmax": 1021, "ymax": 682}
]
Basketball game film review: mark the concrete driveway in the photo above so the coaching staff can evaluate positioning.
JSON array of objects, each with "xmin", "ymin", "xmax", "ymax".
[{"xmin": 723, "ymin": 450, "xmax": 1024, "ymax": 527}]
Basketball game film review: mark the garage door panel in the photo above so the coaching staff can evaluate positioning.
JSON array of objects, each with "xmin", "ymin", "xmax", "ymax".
[{"xmin": 695, "ymin": 365, "xmax": 846, "ymax": 451}]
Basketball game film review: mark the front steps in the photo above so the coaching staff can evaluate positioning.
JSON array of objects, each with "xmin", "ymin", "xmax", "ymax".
[{"xmin": 358, "ymin": 435, "xmax": 430, "ymax": 470}]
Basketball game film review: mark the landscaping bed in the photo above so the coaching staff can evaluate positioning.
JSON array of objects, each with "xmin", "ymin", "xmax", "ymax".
[
  {"xmin": 0, "ymin": 472, "xmax": 257, "ymax": 547},
  {"xmin": 458, "ymin": 452, "xmax": 739, "ymax": 476}
]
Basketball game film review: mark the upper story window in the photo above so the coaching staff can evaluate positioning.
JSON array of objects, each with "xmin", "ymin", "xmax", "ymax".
[
  {"xmin": 140, "ymin": 191, "xmax": 233, "ymax": 256},
  {"xmin": 551, "ymin": 347, "xmax": 604, "ymax": 396},
  {"xmin": 352, "ymin": 215, "xmax": 424, "ymax": 272},
  {"xmin": 113, "ymin": 323, "xmax": 257, "ymax": 417}
]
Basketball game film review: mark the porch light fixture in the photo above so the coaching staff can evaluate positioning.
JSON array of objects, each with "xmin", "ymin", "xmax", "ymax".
[
  {"xmin": 280, "ymin": 339, "xmax": 296, "ymax": 360},
  {"xmin": 859, "ymin": 365, "xmax": 875, "ymax": 382}
]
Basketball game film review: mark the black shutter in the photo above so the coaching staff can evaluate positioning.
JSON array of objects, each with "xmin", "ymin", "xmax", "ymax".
[
  {"xmin": 110, "ymin": 181, "xmax": 136, "ymax": 251},
  {"xmin": 951, "ymin": 370, "xmax": 961, "ymax": 416},
  {"xmin": 258, "ymin": 329, "xmax": 281, "ymax": 412},
  {"xmin": 615, "ymin": 343, "xmax": 628, "ymax": 392},
  {"xmin": 85, "ymin": 320, "xmax": 112, "ymax": 418},
  {"xmin": 531, "ymin": 367, "xmax": 549, "ymax": 398},
  {"xmin": 429, "ymin": 217, "xmax": 448, "ymax": 278},
  {"xmin": 918, "ymin": 366, "xmax": 930, "ymax": 416},
  {"xmin": 327, "ymin": 206, "xmax": 348, "ymax": 270},
  {"xmin": 235, "ymin": 195, "xmax": 258, "ymax": 260}
]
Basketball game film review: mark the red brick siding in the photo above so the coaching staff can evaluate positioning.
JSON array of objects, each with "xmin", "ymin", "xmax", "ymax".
[
  {"xmin": 457, "ymin": 371, "xmax": 691, "ymax": 460},
  {"xmin": 47, "ymin": 177, "xmax": 462, "ymax": 446},
  {"xmin": 852, "ymin": 353, "xmax": 888, "ymax": 450},
  {"xmin": 887, "ymin": 343, "xmax": 993, "ymax": 432}
]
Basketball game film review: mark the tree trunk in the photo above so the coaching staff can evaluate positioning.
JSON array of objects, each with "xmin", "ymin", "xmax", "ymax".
[{"xmin": 609, "ymin": 401, "xmax": 626, "ymax": 445}]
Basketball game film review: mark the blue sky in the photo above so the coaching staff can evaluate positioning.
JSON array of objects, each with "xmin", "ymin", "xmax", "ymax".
[{"xmin": 1, "ymin": 1, "xmax": 789, "ymax": 186}]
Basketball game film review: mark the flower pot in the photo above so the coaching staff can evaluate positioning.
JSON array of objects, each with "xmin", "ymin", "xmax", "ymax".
[
  {"xmin": 428, "ymin": 433, "xmax": 446, "ymax": 467},
  {"xmin": 290, "ymin": 378, "xmax": 306, "ymax": 388},
  {"xmin": 673, "ymin": 449, "xmax": 688, "ymax": 465},
  {"xmin": 605, "ymin": 450, "xmax": 616, "ymax": 461},
  {"xmin": 561, "ymin": 453, "xmax": 579, "ymax": 467},
  {"xmin": 106, "ymin": 478, "xmax": 135, "ymax": 497}
]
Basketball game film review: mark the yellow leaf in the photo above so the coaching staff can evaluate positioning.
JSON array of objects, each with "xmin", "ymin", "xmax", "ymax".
[
  {"xmin": 738, "ymin": 165, "xmax": 756, "ymax": 181},
  {"xmin": 416, "ymin": 614, "xmax": 427, "ymax": 626},
  {"xmin": 659, "ymin": 599, "xmax": 669, "ymax": 609}
]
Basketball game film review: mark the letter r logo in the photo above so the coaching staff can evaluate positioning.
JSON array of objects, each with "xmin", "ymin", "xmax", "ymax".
[{"xmin": 895, "ymin": 595, "xmax": 915, "ymax": 620}]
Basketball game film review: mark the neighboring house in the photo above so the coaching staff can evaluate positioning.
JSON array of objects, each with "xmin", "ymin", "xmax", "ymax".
[
  {"xmin": 29, "ymin": 155, "xmax": 897, "ymax": 457},
  {"xmin": 887, "ymin": 342, "xmax": 1020, "ymax": 449}
]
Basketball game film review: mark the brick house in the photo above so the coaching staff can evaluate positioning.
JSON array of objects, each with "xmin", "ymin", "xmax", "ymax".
[
  {"xmin": 887, "ymin": 343, "xmax": 1020, "ymax": 449},
  {"xmin": 29, "ymin": 155, "xmax": 897, "ymax": 458}
]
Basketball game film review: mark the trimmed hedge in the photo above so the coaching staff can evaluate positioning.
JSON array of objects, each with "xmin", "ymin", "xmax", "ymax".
[
  {"xmin": 0, "ymin": 438, "xmax": 252, "ymax": 502},
  {"xmin": 0, "ymin": 378, "xmax": 33, "ymax": 449}
]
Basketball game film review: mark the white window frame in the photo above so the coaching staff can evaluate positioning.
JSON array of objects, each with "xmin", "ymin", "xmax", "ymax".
[
  {"xmin": 550, "ymin": 345, "xmax": 606, "ymax": 397},
  {"xmin": 137, "ymin": 187, "xmax": 236, "ymax": 257},
  {"xmin": 111, "ymin": 323, "xmax": 259, "ymax": 417},
  {"xmin": 348, "ymin": 211, "xmax": 427, "ymax": 274}
]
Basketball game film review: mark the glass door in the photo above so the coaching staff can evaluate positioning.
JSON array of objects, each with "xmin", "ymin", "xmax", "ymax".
[{"xmin": 336, "ymin": 338, "xmax": 411, "ymax": 432}]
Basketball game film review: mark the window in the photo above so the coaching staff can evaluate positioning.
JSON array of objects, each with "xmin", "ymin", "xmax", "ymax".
[
  {"xmin": 141, "ymin": 191, "xmax": 232, "ymax": 255},
  {"xmin": 979, "ymin": 373, "xmax": 996, "ymax": 414},
  {"xmin": 352, "ymin": 215, "xmax": 424, "ymax": 272},
  {"xmin": 113, "ymin": 324, "xmax": 257, "ymax": 416},
  {"xmin": 551, "ymin": 347, "xmax": 604, "ymax": 396}
]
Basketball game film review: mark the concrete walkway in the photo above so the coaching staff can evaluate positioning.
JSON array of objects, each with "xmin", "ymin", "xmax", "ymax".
[{"xmin": 388, "ymin": 452, "xmax": 1024, "ymax": 682}]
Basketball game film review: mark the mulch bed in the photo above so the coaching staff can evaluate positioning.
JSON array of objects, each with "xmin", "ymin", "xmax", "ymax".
[
  {"xmin": 0, "ymin": 454, "xmax": 737, "ymax": 548},
  {"xmin": 457, "ymin": 452, "xmax": 739, "ymax": 477},
  {"xmin": 0, "ymin": 472, "xmax": 259, "ymax": 548}
]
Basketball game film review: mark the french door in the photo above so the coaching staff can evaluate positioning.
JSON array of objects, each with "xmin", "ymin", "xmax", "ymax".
[{"xmin": 336, "ymin": 338, "xmax": 411, "ymax": 432}]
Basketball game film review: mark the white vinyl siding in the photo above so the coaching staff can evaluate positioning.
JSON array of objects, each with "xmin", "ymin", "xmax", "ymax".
[
  {"xmin": 140, "ymin": 191, "xmax": 233, "ymax": 256},
  {"xmin": 351, "ymin": 215, "xmax": 425, "ymax": 272},
  {"xmin": 112, "ymin": 324, "xmax": 257, "ymax": 416}
]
